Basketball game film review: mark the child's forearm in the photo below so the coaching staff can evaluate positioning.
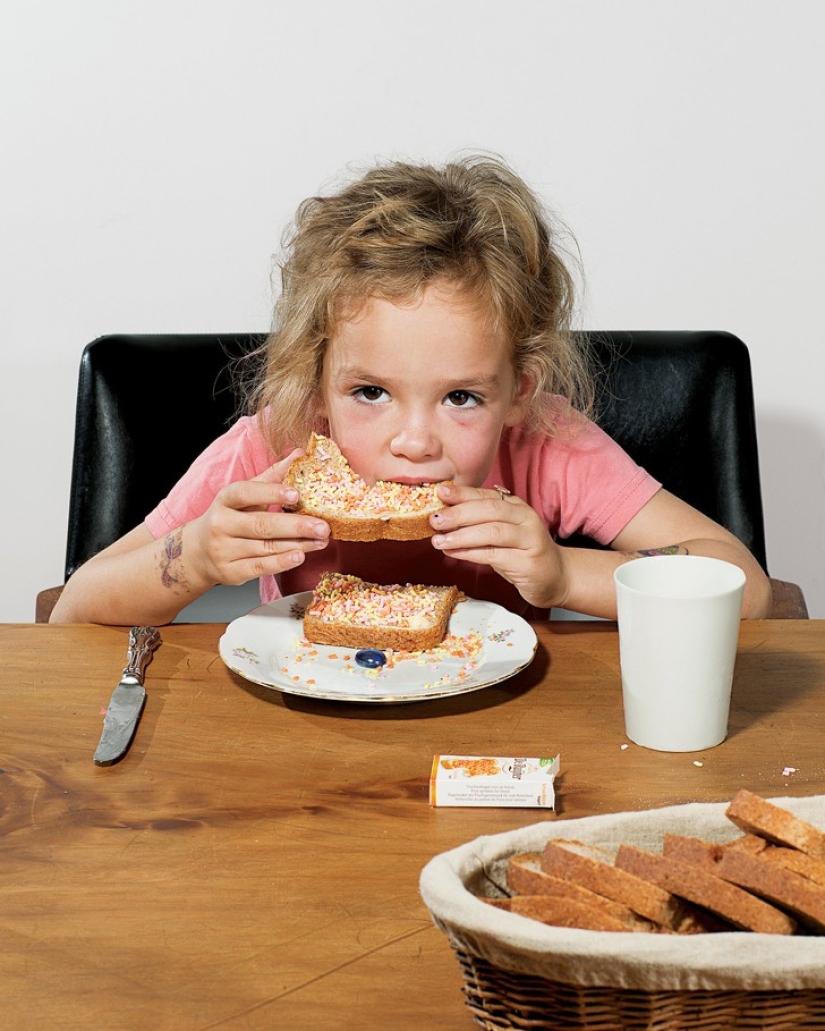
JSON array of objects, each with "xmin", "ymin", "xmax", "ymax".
[
  {"xmin": 554, "ymin": 540, "xmax": 772, "ymax": 620},
  {"xmin": 49, "ymin": 526, "xmax": 213, "ymax": 626}
]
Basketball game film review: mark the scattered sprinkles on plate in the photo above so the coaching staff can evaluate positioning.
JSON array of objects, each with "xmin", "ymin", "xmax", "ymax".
[
  {"xmin": 279, "ymin": 628, "xmax": 485, "ymax": 691},
  {"xmin": 220, "ymin": 589, "xmax": 537, "ymax": 703}
]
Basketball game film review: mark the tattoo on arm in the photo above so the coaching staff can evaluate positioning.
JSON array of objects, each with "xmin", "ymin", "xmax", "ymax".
[
  {"xmin": 160, "ymin": 527, "xmax": 191, "ymax": 592},
  {"xmin": 629, "ymin": 545, "xmax": 690, "ymax": 558}
]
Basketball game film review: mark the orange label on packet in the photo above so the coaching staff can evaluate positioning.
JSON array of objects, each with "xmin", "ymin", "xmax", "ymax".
[{"xmin": 429, "ymin": 755, "xmax": 559, "ymax": 808}]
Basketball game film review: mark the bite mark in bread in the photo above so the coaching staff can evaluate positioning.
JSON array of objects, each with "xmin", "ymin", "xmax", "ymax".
[
  {"xmin": 285, "ymin": 434, "xmax": 447, "ymax": 541},
  {"xmin": 303, "ymin": 572, "xmax": 460, "ymax": 651}
]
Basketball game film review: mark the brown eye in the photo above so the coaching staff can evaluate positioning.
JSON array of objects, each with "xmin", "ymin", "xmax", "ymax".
[
  {"xmin": 445, "ymin": 390, "xmax": 480, "ymax": 408},
  {"xmin": 355, "ymin": 386, "xmax": 389, "ymax": 403}
]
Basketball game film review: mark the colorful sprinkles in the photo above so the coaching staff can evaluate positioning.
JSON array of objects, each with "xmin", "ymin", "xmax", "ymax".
[
  {"xmin": 306, "ymin": 572, "xmax": 451, "ymax": 630},
  {"xmin": 278, "ymin": 627, "xmax": 485, "ymax": 691},
  {"xmin": 296, "ymin": 434, "xmax": 442, "ymax": 516}
]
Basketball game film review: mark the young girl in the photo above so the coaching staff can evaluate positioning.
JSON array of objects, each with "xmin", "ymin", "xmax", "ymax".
[{"xmin": 51, "ymin": 155, "xmax": 772, "ymax": 625}]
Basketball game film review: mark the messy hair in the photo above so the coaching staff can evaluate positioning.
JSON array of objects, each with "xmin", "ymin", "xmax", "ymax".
[{"xmin": 250, "ymin": 154, "xmax": 593, "ymax": 455}]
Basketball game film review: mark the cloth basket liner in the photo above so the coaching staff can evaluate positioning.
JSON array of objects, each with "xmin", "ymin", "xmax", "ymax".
[{"xmin": 419, "ymin": 795, "xmax": 825, "ymax": 992}]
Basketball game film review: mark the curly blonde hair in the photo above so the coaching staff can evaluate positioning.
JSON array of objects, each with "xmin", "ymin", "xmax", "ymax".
[{"xmin": 250, "ymin": 154, "xmax": 593, "ymax": 455}]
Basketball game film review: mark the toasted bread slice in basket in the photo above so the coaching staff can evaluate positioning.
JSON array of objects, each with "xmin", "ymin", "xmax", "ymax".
[
  {"xmin": 484, "ymin": 894, "xmax": 649, "ymax": 933},
  {"xmin": 664, "ymin": 833, "xmax": 825, "ymax": 934},
  {"xmin": 506, "ymin": 853, "xmax": 658, "ymax": 931},
  {"xmin": 470, "ymin": 793, "xmax": 825, "ymax": 939},
  {"xmin": 726, "ymin": 789, "xmax": 825, "ymax": 859},
  {"xmin": 540, "ymin": 839, "xmax": 719, "ymax": 933},
  {"xmin": 726, "ymin": 834, "xmax": 825, "ymax": 887},
  {"xmin": 285, "ymin": 434, "xmax": 446, "ymax": 542},
  {"xmin": 617, "ymin": 842, "xmax": 796, "ymax": 935}
]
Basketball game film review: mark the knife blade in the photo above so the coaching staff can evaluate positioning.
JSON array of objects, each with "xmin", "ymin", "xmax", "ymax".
[{"xmin": 94, "ymin": 625, "xmax": 161, "ymax": 765}]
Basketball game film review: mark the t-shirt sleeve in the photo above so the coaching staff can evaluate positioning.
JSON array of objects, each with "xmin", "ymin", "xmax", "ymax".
[
  {"xmin": 549, "ymin": 419, "xmax": 661, "ymax": 543},
  {"xmin": 144, "ymin": 415, "xmax": 277, "ymax": 539},
  {"xmin": 497, "ymin": 405, "xmax": 662, "ymax": 546}
]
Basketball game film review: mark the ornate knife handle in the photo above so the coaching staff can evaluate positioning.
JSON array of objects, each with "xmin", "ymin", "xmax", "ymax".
[{"xmin": 122, "ymin": 626, "xmax": 162, "ymax": 684}]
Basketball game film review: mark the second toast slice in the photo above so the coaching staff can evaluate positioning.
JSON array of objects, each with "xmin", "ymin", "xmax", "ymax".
[{"xmin": 303, "ymin": 572, "xmax": 460, "ymax": 651}]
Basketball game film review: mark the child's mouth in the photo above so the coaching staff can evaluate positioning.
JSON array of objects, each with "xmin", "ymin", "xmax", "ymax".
[{"xmin": 379, "ymin": 476, "xmax": 441, "ymax": 487}]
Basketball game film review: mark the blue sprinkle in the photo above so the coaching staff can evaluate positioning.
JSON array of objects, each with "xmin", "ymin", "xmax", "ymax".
[{"xmin": 355, "ymin": 649, "xmax": 387, "ymax": 669}]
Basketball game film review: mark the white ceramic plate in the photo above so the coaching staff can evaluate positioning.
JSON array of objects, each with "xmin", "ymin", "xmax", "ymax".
[{"xmin": 219, "ymin": 592, "xmax": 538, "ymax": 704}]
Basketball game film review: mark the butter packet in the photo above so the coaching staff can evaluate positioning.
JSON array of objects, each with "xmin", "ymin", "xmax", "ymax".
[{"xmin": 429, "ymin": 754, "xmax": 559, "ymax": 808}]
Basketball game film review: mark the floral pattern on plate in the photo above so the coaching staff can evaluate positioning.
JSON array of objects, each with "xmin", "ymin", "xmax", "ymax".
[{"xmin": 219, "ymin": 592, "xmax": 537, "ymax": 704}]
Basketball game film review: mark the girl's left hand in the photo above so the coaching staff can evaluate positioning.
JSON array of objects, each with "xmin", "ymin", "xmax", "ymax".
[{"xmin": 429, "ymin": 483, "xmax": 569, "ymax": 610}]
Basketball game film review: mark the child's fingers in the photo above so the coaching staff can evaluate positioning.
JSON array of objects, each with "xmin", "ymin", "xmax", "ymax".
[
  {"xmin": 248, "ymin": 449, "xmax": 305, "ymax": 509},
  {"xmin": 244, "ymin": 530, "xmax": 328, "ymax": 572},
  {"xmin": 429, "ymin": 490, "xmax": 547, "ymax": 576},
  {"xmin": 211, "ymin": 502, "xmax": 329, "ymax": 548},
  {"xmin": 251, "ymin": 449, "xmax": 304, "ymax": 484},
  {"xmin": 246, "ymin": 509, "xmax": 330, "ymax": 545},
  {"xmin": 431, "ymin": 521, "xmax": 519, "ymax": 559},
  {"xmin": 216, "ymin": 478, "xmax": 296, "ymax": 513},
  {"xmin": 431, "ymin": 484, "xmax": 526, "ymax": 533},
  {"xmin": 216, "ymin": 450, "xmax": 306, "ymax": 513},
  {"xmin": 198, "ymin": 514, "xmax": 329, "ymax": 585},
  {"xmin": 436, "ymin": 482, "xmax": 514, "ymax": 504},
  {"xmin": 213, "ymin": 539, "xmax": 324, "ymax": 585}
]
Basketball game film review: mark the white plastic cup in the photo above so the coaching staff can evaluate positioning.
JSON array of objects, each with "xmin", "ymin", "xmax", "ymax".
[{"xmin": 614, "ymin": 555, "xmax": 746, "ymax": 752}]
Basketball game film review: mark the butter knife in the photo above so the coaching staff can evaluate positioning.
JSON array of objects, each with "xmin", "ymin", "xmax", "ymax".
[{"xmin": 94, "ymin": 625, "xmax": 161, "ymax": 765}]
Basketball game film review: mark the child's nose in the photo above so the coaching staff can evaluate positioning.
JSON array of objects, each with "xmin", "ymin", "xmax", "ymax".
[{"xmin": 389, "ymin": 423, "xmax": 441, "ymax": 461}]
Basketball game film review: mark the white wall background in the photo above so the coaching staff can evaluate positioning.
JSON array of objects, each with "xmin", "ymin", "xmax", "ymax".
[{"xmin": 2, "ymin": 0, "xmax": 823, "ymax": 622}]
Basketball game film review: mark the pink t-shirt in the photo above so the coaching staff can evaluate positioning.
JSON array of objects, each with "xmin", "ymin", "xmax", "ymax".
[{"xmin": 145, "ymin": 402, "xmax": 660, "ymax": 617}]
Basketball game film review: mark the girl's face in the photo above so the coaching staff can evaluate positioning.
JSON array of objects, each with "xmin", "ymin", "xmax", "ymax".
[{"xmin": 320, "ymin": 281, "xmax": 528, "ymax": 486}]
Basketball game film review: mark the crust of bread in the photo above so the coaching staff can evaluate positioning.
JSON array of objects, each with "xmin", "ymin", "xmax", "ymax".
[
  {"xmin": 665, "ymin": 833, "xmax": 825, "ymax": 934},
  {"xmin": 726, "ymin": 789, "xmax": 825, "ymax": 859},
  {"xmin": 540, "ymin": 840, "xmax": 712, "ymax": 933},
  {"xmin": 311, "ymin": 510, "xmax": 436, "ymax": 543},
  {"xmin": 622, "ymin": 841, "xmax": 796, "ymax": 934},
  {"xmin": 302, "ymin": 573, "xmax": 459, "ymax": 651},
  {"xmin": 725, "ymin": 833, "xmax": 769, "ymax": 856},
  {"xmin": 720, "ymin": 832, "xmax": 825, "ymax": 886},
  {"xmin": 285, "ymin": 434, "xmax": 446, "ymax": 542},
  {"xmin": 484, "ymin": 895, "xmax": 640, "ymax": 933},
  {"xmin": 507, "ymin": 853, "xmax": 657, "ymax": 931},
  {"xmin": 715, "ymin": 852, "xmax": 825, "ymax": 933},
  {"xmin": 749, "ymin": 844, "xmax": 825, "ymax": 887},
  {"xmin": 474, "ymin": 794, "xmax": 825, "ymax": 938}
]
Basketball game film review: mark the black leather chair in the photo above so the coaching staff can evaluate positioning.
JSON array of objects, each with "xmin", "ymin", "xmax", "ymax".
[
  {"xmin": 36, "ymin": 330, "xmax": 807, "ymax": 621},
  {"xmin": 571, "ymin": 330, "xmax": 768, "ymax": 561},
  {"xmin": 37, "ymin": 333, "xmax": 265, "ymax": 623}
]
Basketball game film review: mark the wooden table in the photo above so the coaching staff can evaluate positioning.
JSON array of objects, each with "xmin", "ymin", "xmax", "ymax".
[{"xmin": 2, "ymin": 619, "xmax": 825, "ymax": 1030}]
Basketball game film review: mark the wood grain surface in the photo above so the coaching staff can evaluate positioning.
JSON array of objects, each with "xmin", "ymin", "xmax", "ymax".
[{"xmin": 2, "ymin": 619, "xmax": 825, "ymax": 1030}]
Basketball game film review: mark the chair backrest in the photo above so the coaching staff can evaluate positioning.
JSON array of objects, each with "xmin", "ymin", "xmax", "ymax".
[
  {"xmin": 62, "ymin": 329, "xmax": 768, "ymax": 584},
  {"xmin": 64, "ymin": 333, "xmax": 264, "ymax": 580},
  {"xmin": 570, "ymin": 329, "xmax": 768, "ymax": 571}
]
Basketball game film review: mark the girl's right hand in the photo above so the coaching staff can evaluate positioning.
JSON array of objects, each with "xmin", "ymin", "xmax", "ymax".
[
  {"xmin": 184, "ymin": 450, "xmax": 330, "ymax": 589},
  {"xmin": 50, "ymin": 450, "xmax": 330, "ymax": 626}
]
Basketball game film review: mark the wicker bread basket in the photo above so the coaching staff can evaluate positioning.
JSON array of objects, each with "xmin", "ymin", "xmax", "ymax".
[{"xmin": 419, "ymin": 796, "xmax": 825, "ymax": 1030}]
